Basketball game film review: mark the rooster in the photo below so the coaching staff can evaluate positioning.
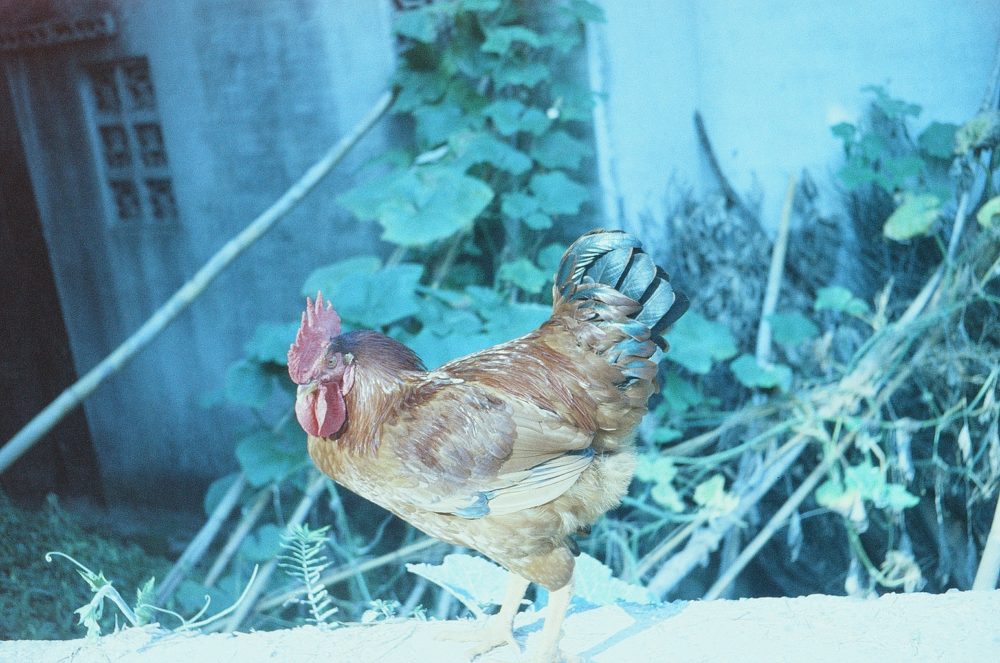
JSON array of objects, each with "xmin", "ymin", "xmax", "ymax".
[{"xmin": 288, "ymin": 229, "xmax": 687, "ymax": 661}]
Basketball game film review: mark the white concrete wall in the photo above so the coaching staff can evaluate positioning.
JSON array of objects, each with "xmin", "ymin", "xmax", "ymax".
[{"xmin": 589, "ymin": 0, "xmax": 1000, "ymax": 234}]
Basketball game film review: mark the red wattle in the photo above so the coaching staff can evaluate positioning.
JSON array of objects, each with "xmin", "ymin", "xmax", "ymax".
[
  {"xmin": 295, "ymin": 383, "xmax": 347, "ymax": 438},
  {"xmin": 316, "ymin": 383, "xmax": 346, "ymax": 437}
]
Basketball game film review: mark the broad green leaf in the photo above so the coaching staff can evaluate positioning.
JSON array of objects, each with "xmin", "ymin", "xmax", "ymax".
[
  {"xmin": 481, "ymin": 26, "xmax": 542, "ymax": 54},
  {"xmin": 498, "ymin": 258, "xmax": 548, "ymax": 294},
  {"xmin": 242, "ymin": 524, "xmax": 283, "ymax": 562},
  {"xmin": 330, "ymin": 264, "xmax": 424, "ymax": 328},
  {"xmin": 815, "ymin": 286, "xmax": 871, "ymax": 316},
  {"xmin": 339, "ymin": 167, "xmax": 493, "ymax": 247},
  {"xmin": 421, "ymin": 304, "xmax": 482, "ymax": 338},
  {"xmin": 562, "ymin": 0, "xmax": 606, "ymax": 23},
  {"xmin": 406, "ymin": 328, "xmax": 492, "ymax": 369},
  {"xmin": 693, "ymin": 474, "xmax": 738, "ymax": 516},
  {"xmin": 529, "ymin": 171, "xmax": 589, "ymax": 215},
  {"xmin": 482, "ymin": 99, "xmax": 527, "ymax": 136},
  {"xmin": 392, "ymin": 71, "xmax": 446, "ymax": 112},
  {"xmin": 862, "ymin": 85, "xmax": 921, "ymax": 120},
  {"xmin": 134, "ymin": 577, "xmax": 157, "ymax": 625},
  {"xmin": 414, "ymin": 102, "xmax": 466, "ymax": 146},
  {"xmin": 830, "ymin": 122, "xmax": 856, "ymax": 143},
  {"xmin": 523, "ymin": 212, "xmax": 552, "ymax": 230},
  {"xmin": 918, "ymin": 122, "xmax": 960, "ymax": 159},
  {"xmin": 838, "ymin": 161, "xmax": 877, "ymax": 190},
  {"xmin": 634, "ymin": 454, "xmax": 677, "ymax": 484},
  {"xmin": 500, "ymin": 192, "xmax": 539, "ymax": 220},
  {"xmin": 244, "ymin": 322, "xmax": 301, "ymax": 365},
  {"xmin": 461, "ymin": 0, "xmax": 501, "ymax": 10},
  {"xmin": 519, "ymin": 107, "xmax": 552, "ymax": 135},
  {"xmin": 844, "ymin": 461, "xmax": 883, "ymax": 498},
  {"xmin": 452, "ymin": 132, "xmax": 531, "ymax": 174},
  {"xmin": 407, "ymin": 554, "xmax": 510, "ymax": 616},
  {"xmin": 493, "ymin": 61, "xmax": 550, "ymax": 88},
  {"xmin": 730, "ymin": 354, "xmax": 792, "ymax": 392},
  {"xmin": 393, "ymin": 9, "xmax": 438, "ymax": 42},
  {"xmin": 224, "ymin": 360, "xmax": 273, "ymax": 408},
  {"xmin": 236, "ymin": 430, "xmax": 305, "ymax": 487},
  {"xmin": 880, "ymin": 155, "xmax": 926, "ymax": 189},
  {"xmin": 550, "ymin": 80, "xmax": 595, "ymax": 121},
  {"xmin": 882, "ymin": 484, "xmax": 920, "ymax": 511},
  {"xmin": 481, "ymin": 301, "xmax": 551, "ymax": 341},
  {"xmin": 664, "ymin": 311, "xmax": 737, "ymax": 374},
  {"xmin": 955, "ymin": 110, "xmax": 1000, "ymax": 155},
  {"xmin": 530, "ymin": 130, "xmax": 591, "ymax": 170},
  {"xmin": 465, "ymin": 284, "xmax": 504, "ymax": 310},
  {"xmin": 301, "ymin": 255, "xmax": 382, "ymax": 298},
  {"xmin": 537, "ymin": 243, "xmax": 566, "ymax": 274},
  {"xmin": 651, "ymin": 482, "xmax": 684, "ymax": 512},
  {"xmin": 884, "ymin": 193, "xmax": 940, "ymax": 241},
  {"xmin": 539, "ymin": 30, "xmax": 581, "ymax": 54},
  {"xmin": 766, "ymin": 312, "xmax": 819, "ymax": 347},
  {"xmin": 976, "ymin": 196, "xmax": 1000, "ymax": 229},
  {"xmin": 815, "ymin": 478, "xmax": 860, "ymax": 517},
  {"xmin": 661, "ymin": 373, "xmax": 704, "ymax": 412},
  {"xmin": 858, "ymin": 132, "xmax": 888, "ymax": 161},
  {"xmin": 573, "ymin": 553, "xmax": 653, "ymax": 605}
]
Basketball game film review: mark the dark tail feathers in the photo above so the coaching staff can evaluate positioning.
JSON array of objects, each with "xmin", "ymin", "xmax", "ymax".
[{"xmin": 554, "ymin": 229, "xmax": 689, "ymax": 380}]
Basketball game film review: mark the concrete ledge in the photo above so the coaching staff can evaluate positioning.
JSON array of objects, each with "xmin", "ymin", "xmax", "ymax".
[{"xmin": 3, "ymin": 590, "xmax": 998, "ymax": 662}]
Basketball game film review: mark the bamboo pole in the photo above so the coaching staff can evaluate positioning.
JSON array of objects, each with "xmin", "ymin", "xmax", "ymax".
[
  {"xmin": 754, "ymin": 175, "xmax": 796, "ymax": 363},
  {"xmin": 647, "ymin": 435, "xmax": 807, "ymax": 597},
  {"xmin": 973, "ymin": 490, "xmax": 1000, "ymax": 590},
  {"xmin": 702, "ymin": 434, "xmax": 852, "ymax": 600},
  {"xmin": 221, "ymin": 472, "xmax": 329, "ymax": 632},
  {"xmin": 0, "ymin": 89, "xmax": 395, "ymax": 476},
  {"xmin": 203, "ymin": 487, "xmax": 271, "ymax": 588},
  {"xmin": 156, "ymin": 472, "xmax": 247, "ymax": 604}
]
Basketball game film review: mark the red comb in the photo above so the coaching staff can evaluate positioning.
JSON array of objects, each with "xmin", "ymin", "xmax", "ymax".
[{"xmin": 288, "ymin": 292, "xmax": 341, "ymax": 384}]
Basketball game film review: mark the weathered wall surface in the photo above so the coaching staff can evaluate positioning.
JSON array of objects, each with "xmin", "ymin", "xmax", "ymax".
[
  {"xmin": 2, "ymin": 0, "xmax": 396, "ymax": 506},
  {"xmin": 588, "ymin": 0, "xmax": 1000, "ymax": 234}
]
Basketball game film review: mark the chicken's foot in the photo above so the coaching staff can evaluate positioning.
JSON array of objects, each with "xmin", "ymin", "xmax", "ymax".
[
  {"xmin": 440, "ymin": 573, "xmax": 530, "ymax": 658},
  {"xmin": 530, "ymin": 580, "xmax": 572, "ymax": 663}
]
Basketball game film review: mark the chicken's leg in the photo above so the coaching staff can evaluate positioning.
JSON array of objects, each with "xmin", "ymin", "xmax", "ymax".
[
  {"xmin": 442, "ymin": 572, "xmax": 530, "ymax": 657},
  {"xmin": 532, "ymin": 579, "xmax": 572, "ymax": 663}
]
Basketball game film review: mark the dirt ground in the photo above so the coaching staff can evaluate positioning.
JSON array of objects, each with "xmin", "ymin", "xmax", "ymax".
[{"xmin": 3, "ymin": 589, "xmax": 998, "ymax": 662}]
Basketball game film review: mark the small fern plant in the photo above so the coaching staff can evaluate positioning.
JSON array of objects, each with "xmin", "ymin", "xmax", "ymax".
[{"xmin": 277, "ymin": 524, "xmax": 339, "ymax": 627}]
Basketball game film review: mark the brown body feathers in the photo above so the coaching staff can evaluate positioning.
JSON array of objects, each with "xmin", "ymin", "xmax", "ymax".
[{"xmin": 290, "ymin": 230, "xmax": 688, "ymax": 592}]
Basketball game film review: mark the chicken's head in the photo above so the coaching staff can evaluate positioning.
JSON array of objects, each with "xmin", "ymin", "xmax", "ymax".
[{"xmin": 288, "ymin": 292, "xmax": 354, "ymax": 438}]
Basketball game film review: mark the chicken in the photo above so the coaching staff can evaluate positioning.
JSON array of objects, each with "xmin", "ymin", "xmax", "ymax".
[{"xmin": 287, "ymin": 229, "xmax": 688, "ymax": 661}]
